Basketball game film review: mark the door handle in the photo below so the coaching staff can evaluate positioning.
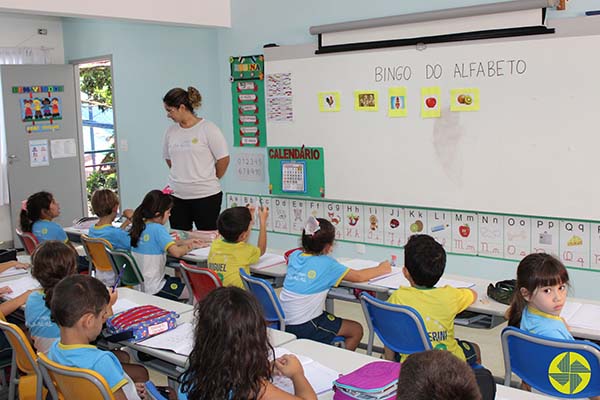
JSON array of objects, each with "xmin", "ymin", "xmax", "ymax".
[
  {"xmin": 8, "ymin": 155, "xmax": 17, "ymax": 159},
  {"xmin": 8, "ymin": 154, "xmax": 17, "ymax": 165}
]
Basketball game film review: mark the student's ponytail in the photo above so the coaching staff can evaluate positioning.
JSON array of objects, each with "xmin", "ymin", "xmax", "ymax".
[
  {"xmin": 19, "ymin": 191, "xmax": 53, "ymax": 232},
  {"xmin": 130, "ymin": 190, "xmax": 173, "ymax": 248},
  {"xmin": 506, "ymin": 291, "xmax": 527, "ymax": 327}
]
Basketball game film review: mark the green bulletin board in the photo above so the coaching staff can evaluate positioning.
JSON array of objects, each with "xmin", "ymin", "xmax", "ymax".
[
  {"xmin": 230, "ymin": 55, "xmax": 266, "ymax": 147},
  {"xmin": 268, "ymin": 146, "xmax": 325, "ymax": 198}
]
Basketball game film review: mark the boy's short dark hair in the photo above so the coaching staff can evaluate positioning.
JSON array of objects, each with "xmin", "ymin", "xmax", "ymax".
[
  {"xmin": 91, "ymin": 189, "xmax": 119, "ymax": 217},
  {"xmin": 404, "ymin": 234, "xmax": 446, "ymax": 287},
  {"xmin": 397, "ymin": 350, "xmax": 482, "ymax": 400},
  {"xmin": 217, "ymin": 207, "xmax": 252, "ymax": 242},
  {"xmin": 50, "ymin": 275, "xmax": 110, "ymax": 328}
]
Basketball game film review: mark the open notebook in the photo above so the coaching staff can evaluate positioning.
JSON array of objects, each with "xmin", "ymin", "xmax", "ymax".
[
  {"xmin": 0, "ymin": 267, "xmax": 29, "ymax": 278},
  {"xmin": 272, "ymin": 347, "xmax": 339, "ymax": 395},
  {"xmin": 2, "ymin": 275, "xmax": 41, "ymax": 300},
  {"xmin": 561, "ymin": 302, "xmax": 600, "ymax": 331},
  {"xmin": 136, "ymin": 322, "xmax": 194, "ymax": 355},
  {"xmin": 251, "ymin": 253, "xmax": 286, "ymax": 270}
]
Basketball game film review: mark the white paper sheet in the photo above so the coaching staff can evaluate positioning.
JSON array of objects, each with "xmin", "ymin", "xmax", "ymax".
[
  {"xmin": 562, "ymin": 302, "xmax": 600, "ymax": 330},
  {"xmin": 0, "ymin": 267, "xmax": 29, "ymax": 278},
  {"xmin": 3, "ymin": 275, "xmax": 41, "ymax": 299},
  {"xmin": 369, "ymin": 273, "xmax": 475, "ymax": 290},
  {"xmin": 272, "ymin": 347, "xmax": 339, "ymax": 395},
  {"xmin": 251, "ymin": 253, "xmax": 286, "ymax": 270},
  {"xmin": 136, "ymin": 322, "xmax": 194, "ymax": 356},
  {"xmin": 344, "ymin": 259, "xmax": 380, "ymax": 270},
  {"xmin": 50, "ymin": 138, "xmax": 77, "ymax": 159},
  {"xmin": 112, "ymin": 298, "xmax": 142, "ymax": 314},
  {"xmin": 188, "ymin": 247, "xmax": 210, "ymax": 258}
]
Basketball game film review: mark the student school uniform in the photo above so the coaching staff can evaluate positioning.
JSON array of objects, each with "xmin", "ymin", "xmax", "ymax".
[
  {"xmin": 520, "ymin": 306, "xmax": 573, "ymax": 340},
  {"xmin": 88, "ymin": 224, "xmax": 131, "ymax": 285},
  {"xmin": 387, "ymin": 285, "xmax": 477, "ymax": 364},
  {"xmin": 206, "ymin": 238, "xmax": 260, "ymax": 288},
  {"xmin": 279, "ymin": 250, "xmax": 349, "ymax": 344},
  {"xmin": 32, "ymin": 219, "xmax": 68, "ymax": 243},
  {"xmin": 48, "ymin": 341, "xmax": 141, "ymax": 400},
  {"xmin": 25, "ymin": 290, "xmax": 59, "ymax": 353},
  {"xmin": 131, "ymin": 222, "xmax": 184, "ymax": 300}
]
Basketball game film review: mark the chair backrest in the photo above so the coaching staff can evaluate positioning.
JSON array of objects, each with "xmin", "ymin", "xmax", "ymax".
[
  {"xmin": 37, "ymin": 352, "xmax": 115, "ymax": 400},
  {"xmin": 81, "ymin": 234, "xmax": 114, "ymax": 273},
  {"xmin": 502, "ymin": 326, "xmax": 600, "ymax": 398},
  {"xmin": 360, "ymin": 293, "xmax": 432, "ymax": 355},
  {"xmin": 15, "ymin": 228, "xmax": 39, "ymax": 255},
  {"xmin": 179, "ymin": 261, "xmax": 222, "ymax": 304},
  {"xmin": 105, "ymin": 248, "xmax": 144, "ymax": 287},
  {"xmin": 239, "ymin": 269, "xmax": 286, "ymax": 330}
]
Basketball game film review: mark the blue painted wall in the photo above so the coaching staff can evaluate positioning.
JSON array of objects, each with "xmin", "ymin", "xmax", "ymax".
[{"xmin": 63, "ymin": 0, "xmax": 600, "ymax": 299}]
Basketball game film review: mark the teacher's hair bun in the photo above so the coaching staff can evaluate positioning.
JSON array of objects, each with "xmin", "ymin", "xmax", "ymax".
[{"xmin": 187, "ymin": 86, "xmax": 202, "ymax": 110}]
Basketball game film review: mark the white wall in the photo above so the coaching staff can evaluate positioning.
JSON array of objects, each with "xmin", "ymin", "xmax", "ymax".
[
  {"xmin": 0, "ymin": 0, "xmax": 231, "ymax": 28},
  {"xmin": 0, "ymin": 12, "xmax": 64, "ymax": 245}
]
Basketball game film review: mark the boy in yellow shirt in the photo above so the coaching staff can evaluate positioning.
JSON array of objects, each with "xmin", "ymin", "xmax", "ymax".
[
  {"xmin": 387, "ymin": 234, "xmax": 481, "ymax": 365},
  {"xmin": 207, "ymin": 205, "xmax": 268, "ymax": 288}
]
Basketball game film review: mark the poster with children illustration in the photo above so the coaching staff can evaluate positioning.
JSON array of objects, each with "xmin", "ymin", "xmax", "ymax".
[{"xmin": 21, "ymin": 96, "xmax": 62, "ymax": 122}]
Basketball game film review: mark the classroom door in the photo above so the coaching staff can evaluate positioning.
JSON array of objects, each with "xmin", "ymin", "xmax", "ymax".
[{"xmin": 1, "ymin": 65, "xmax": 85, "ymax": 246}]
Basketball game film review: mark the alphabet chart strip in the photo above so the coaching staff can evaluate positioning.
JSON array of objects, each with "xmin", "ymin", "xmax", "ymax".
[{"xmin": 229, "ymin": 193, "xmax": 600, "ymax": 271}]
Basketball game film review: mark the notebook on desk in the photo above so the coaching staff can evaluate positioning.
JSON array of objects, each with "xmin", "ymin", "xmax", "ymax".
[
  {"xmin": 0, "ymin": 267, "xmax": 29, "ymax": 278},
  {"xmin": 251, "ymin": 253, "xmax": 286, "ymax": 270},
  {"xmin": 2, "ymin": 275, "xmax": 41, "ymax": 300},
  {"xmin": 272, "ymin": 347, "xmax": 339, "ymax": 395},
  {"xmin": 561, "ymin": 302, "xmax": 600, "ymax": 331},
  {"xmin": 370, "ymin": 273, "xmax": 475, "ymax": 290},
  {"xmin": 136, "ymin": 322, "xmax": 194, "ymax": 356}
]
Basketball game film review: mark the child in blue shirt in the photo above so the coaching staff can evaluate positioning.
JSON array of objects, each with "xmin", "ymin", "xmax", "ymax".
[
  {"xmin": 130, "ymin": 190, "xmax": 202, "ymax": 299},
  {"xmin": 48, "ymin": 274, "xmax": 144, "ymax": 400},
  {"xmin": 280, "ymin": 217, "xmax": 390, "ymax": 351},
  {"xmin": 89, "ymin": 189, "xmax": 134, "ymax": 251},
  {"xmin": 20, "ymin": 191, "xmax": 68, "ymax": 243}
]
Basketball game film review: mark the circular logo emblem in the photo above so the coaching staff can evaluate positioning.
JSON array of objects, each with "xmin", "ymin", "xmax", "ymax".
[
  {"xmin": 41, "ymin": 228, "xmax": 48, "ymax": 234},
  {"xmin": 307, "ymin": 270, "xmax": 317, "ymax": 279},
  {"xmin": 143, "ymin": 234, "xmax": 150, "ymax": 242},
  {"xmin": 327, "ymin": 314, "xmax": 335, "ymax": 321},
  {"xmin": 191, "ymin": 137, "xmax": 198, "ymax": 144},
  {"xmin": 170, "ymin": 283, "xmax": 179, "ymax": 290},
  {"xmin": 548, "ymin": 352, "xmax": 591, "ymax": 394},
  {"xmin": 434, "ymin": 343, "xmax": 447, "ymax": 351}
]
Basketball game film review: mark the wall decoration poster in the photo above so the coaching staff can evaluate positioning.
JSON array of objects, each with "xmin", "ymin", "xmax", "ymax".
[
  {"xmin": 272, "ymin": 197, "xmax": 291, "ymax": 233},
  {"xmin": 259, "ymin": 196, "xmax": 273, "ymax": 231},
  {"xmin": 428, "ymin": 210, "xmax": 451, "ymax": 249},
  {"xmin": 450, "ymin": 88, "xmax": 480, "ymax": 112},
  {"xmin": 324, "ymin": 202, "xmax": 343, "ymax": 240},
  {"xmin": 318, "ymin": 91, "xmax": 341, "ymax": 112},
  {"xmin": 267, "ymin": 146, "xmax": 325, "ymax": 198},
  {"xmin": 50, "ymin": 139, "xmax": 76, "ymax": 159},
  {"xmin": 421, "ymin": 86, "xmax": 441, "ymax": 118},
  {"xmin": 289, "ymin": 199, "xmax": 307, "ymax": 233},
  {"xmin": 405, "ymin": 208, "xmax": 427, "ymax": 240},
  {"xmin": 20, "ymin": 96, "xmax": 62, "ymax": 122},
  {"xmin": 343, "ymin": 203, "xmax": 364, "ymax": 242},
  {"xmin": 29, "ymin": 139, "xmax": 49, "ymax": 167},
  {"xmin": 306, "ymin": 200, "xmax": 324, "ymax": 219},
  {"xmin": 364, "ymin": 205, "xmax": 384, "ymax": 245},
  {"xmin": 590, "ymin": 223, "xmax": 600, "ymax": 270},
  {"xmin": 266, "ymin": 73, "xmax": 293, "ymax": 122},
  {"xmin": 559, "ymin": 220, "xmax": 589, "ymax": 268},
  {"xmin": 531, "ymin": 218, "xmax": 559, "ymax": 255},
  {"xmin": 384, "ymin": 207, "xmax": 405, "ymax": 247},
  {"xmin": 354, "ymin": 90, "xmax": 379, "ymax": 111},
  {"xmin": 478, "ymin": 214, "xmax": 503, "ymax": 257},
  {"xmin": 230, "ymin": 55, "xmax": 266, "ymax": 147},
  {"xmin": 388, "ymin": 87, "xmax": 408, "ymax": 117},
  {"xmin": 503, "ymin": 216, "xmax": 531, "ymax": 260},
  {"xmin": 226, "ymin": 193, "xmax": 241, "ymax": 208},
  {"xmin": 451, "ymin": 212, "xmax": 478, "ymax": 255},
  {"xmin": 235, "ymin": 153, "xmax": 265, "ymax": 182}
]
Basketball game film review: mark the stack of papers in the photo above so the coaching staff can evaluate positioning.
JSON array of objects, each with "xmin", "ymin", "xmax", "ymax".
[
  {"xmin": 369, "ymin": 273, "xmax": 475, "ymax": 290},
  {"xmin": 188, "ymin": 247, "xmax": 210, "ymax": 258},
  {"xmin": 561, "ymin": 302, "xmax": 600, "ymax": 330},
  {"xmin": 251, "ymin": 253, "xmax": 286, "ymax": 270},
  {"xmin": 272, "ymin": 347, "xmax": 339, "ymax": 395},
  {"xmin": 136, "ymin": 322, "xmax": 194, "ymax": 355},
  {"xmin": 2, "ymin": 275, "xmax": 40, "ymax": 300},
  {"xmin": 0, "ymin": 267, "xmax": 29, "ymax": 278}
]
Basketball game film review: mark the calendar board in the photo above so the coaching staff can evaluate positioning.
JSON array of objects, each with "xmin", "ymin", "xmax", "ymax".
[{"xmin": 267, "ymin": 146, "xmax": 324, "ymax": 198}]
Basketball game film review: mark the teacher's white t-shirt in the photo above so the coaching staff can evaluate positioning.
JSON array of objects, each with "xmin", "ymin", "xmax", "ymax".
[{"xmin": 162, "ymin": 119, "xmax": 229, "ymax": 199}]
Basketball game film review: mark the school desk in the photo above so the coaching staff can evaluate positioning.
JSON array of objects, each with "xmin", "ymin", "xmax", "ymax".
[
  {"xmin": 282, "ymin": 339, "xmax": 554, "ymax": 400},
  {"xmin": 115, "ymin": 287, "xmax": 194, "ymax": 316}
]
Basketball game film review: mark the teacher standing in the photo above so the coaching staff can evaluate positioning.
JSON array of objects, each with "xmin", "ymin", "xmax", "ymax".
[{"xmin": 162, "ymin": 86, "xmax": 230, "ymax": 231}]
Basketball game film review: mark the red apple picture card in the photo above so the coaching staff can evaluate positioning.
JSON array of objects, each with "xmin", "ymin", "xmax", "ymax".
[{"xmin": 421, "ymin": 86, "xmax": 441, "ymax": 118}]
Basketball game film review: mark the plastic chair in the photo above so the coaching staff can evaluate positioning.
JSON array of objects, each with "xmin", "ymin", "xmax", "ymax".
[
  {"xmin": 0, "ymin": 319, "xmax": 52, "ymax": 400},
  {"xmin": 80, "ymin": 235, "xmax": 115, "ymax": 280},
  {"xmin": 105, "ymin": 248, "xmax": 144, "ymax": 287},
  {"xmin": 179, "ymin": 261, "xmax": 222, "ymax": 304},
  {"xmin": 502, "ymin": 326, "xmax": 600, "ymax": 398},
  {"xmin": 145, "ymin": 381, "xmax": 168, "ymax": 400},
  {"xmin": 37, "ymin": 352, "xmax": 114, "ymax": 400},
  {"xmin": 360, "ymin": 292, "xmax": 432, "ymax": 356},
  {"xmin": 15, "ymin": 229, "xmax": 39, "ymax": 256}
]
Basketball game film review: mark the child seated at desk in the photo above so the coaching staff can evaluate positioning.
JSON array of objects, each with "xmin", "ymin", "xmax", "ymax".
[
  {"xmin": 387, "ymin": 234, "xmax": 481, "ymax": 365},
  {"xmin": 207, "ymin": 205, "xmax": 268, "ymax": 288},
  {"xmin": 48, "ymin": 275, "xmax": 148, "ymax": 400},
  {"xmin": 89, "ymin": 189, "xmax": 134, "ymax": 250},
  {"xmin": 280, "ymin": 217, "xmax": 390, "ymax": 351},
  {"xmin": 179, "ymin": 286, "xmax": 316, "ymax": 400},
  {"xmin": 130, "ymin": 190, "xmax": 201, "ymax": 300}
]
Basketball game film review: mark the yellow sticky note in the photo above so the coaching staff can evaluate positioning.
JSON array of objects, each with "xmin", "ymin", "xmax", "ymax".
[
  {"xmin": 388, "ymin": 87, "xmax": 407, "ymax": 117},
  {"xmin": 318, "ymin": 92, "xmax": 341, "ymax": 112},
  {"xmin": 450, "ymin": 88, "xmax": 480, "ymax": 112},
  {"xmin": 421, "ymin": 87, "xmax": 441, "ymax": 118},
  {"xmin": 354, "ymin": 90, "xmax": 378, "ymax": 111}
]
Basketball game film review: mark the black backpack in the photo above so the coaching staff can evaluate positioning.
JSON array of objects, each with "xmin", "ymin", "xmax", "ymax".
[
  {"xmin": 0, "ymin": 249, "xmax": 17, "ymax": 263},
  {"xmin": 474, "ymin": 366, "xmax": 497, "ymax": 400},
  {"xmin": 487, "ymin": 279, "xmax": 516, "ymax": 305}
]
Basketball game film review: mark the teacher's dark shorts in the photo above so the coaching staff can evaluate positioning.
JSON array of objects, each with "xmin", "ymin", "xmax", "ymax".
[
  {"xmin": 169, "ymin": 192, "xmax": 222, "ymax": 231},
  {"xmin": 285, "ymin": 312, "xmax": 342, "ymax": 344}
]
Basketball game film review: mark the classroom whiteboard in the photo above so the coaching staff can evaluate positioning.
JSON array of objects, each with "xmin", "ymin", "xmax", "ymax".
[{"xmin": 265, "ymin": 32, "xmax": 600, "ymax": 221}]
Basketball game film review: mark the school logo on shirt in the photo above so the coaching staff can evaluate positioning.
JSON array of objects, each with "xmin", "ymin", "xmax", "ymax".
[
  {"xmin": 307, "ymin": 270, "xmax": 317, "ymax": 279},
  {"xmin": 143, "ymin": 234, "xmax": 150, "ymax": 242},
  {"xmin": 42, "ymin": 228, "xmax": 48, "ymax": 234},
  {"xmin": 191, "ymin": 137, "xmax": 199, "ymax": 144},
  {"xmin": 548, "ymin": 352, "xmax": 591, "ymax": 394}
]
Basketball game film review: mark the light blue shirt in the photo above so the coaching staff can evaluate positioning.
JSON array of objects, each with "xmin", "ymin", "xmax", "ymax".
[
  {"xmin": 32, "ymin": 220, "xmax": 67, "ymax": 243},
  {"xmin": 25, "ymin": 291, "xmax": 60, "ymax": 353},
  {"xmin": 48, "ymin": 341, "xmax": 128, "ymax": 392},
  {"xmin": 88, "ymin": 224, "xmax": 131, "ymax": 250},
  {"xmin": 520, "ymin": 306, "xmax": 574, "ymax": 340},
  {"xmin": 283, "ymin": 250, "xmax": 348, "ymax": 295},
  {"xmin": 131, "ymin": 223, "xmax": 174, "ymax": 255}
]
